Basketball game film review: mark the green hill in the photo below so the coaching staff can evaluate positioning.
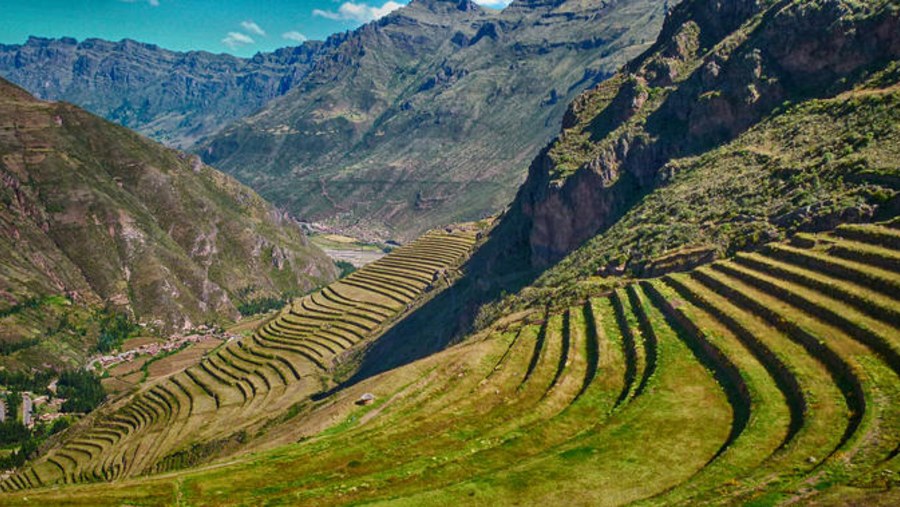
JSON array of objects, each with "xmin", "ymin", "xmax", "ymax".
[
  {"xmin": 0, "ymin": 227, "xmax": 480, "ymax": 490},
  {"xmin": 1, "ymin": 222, "xmax": 897, "ymax": 505}
]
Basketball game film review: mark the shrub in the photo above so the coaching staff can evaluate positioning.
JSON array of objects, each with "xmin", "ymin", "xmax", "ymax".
[
  {"xmin": 335, "ymin": 260, "xmax": 356, "ymax": 278},
  {"xmin": 95, "ymin": 310, "xmax": 138, "ymax": 353}
]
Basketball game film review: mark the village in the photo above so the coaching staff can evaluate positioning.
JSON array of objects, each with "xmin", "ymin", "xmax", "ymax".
[
  {"xmin": 88, "ymin": 325, "xmax": 237, "ymax": 371},
  {"xmin": 2, "ymin": 326, "xmax": 239, "ymax": 439},
  {"xmin": 0, "ymin": 389, "xmax": 65, "ymax": 428}
]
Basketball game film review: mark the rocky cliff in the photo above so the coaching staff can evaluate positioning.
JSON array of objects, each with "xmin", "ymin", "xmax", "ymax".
[{"xmin": 514, "ymin": 0, "xmax": 900, "ymax": 268}]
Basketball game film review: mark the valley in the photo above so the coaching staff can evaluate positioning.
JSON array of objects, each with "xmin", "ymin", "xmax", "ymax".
[
  {"xmin": 308, "ymin": 231, "xmax": 389, "ymax": 268},
  {"xmin": 0, "ymin": 0, "xmax": 898, "ymax": 504}
]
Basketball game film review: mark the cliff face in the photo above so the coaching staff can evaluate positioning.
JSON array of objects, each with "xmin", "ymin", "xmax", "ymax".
[
  {"xmin": 0, "ymin": 78, "xmax": 335, "ymax": 361},
  {"xmin": 0, "ymin": 37, "xmax": 325, "ymax": 148},
  {"xmin": 517, "ymin": 0, "xmax": 900, "ymax": 266},
  {"xmin": 198, "ymin": 0, "xmax": 670, "ymax": 241}
]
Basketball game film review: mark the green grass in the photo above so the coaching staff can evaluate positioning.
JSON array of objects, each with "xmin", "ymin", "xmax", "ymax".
[{"xmin": 1, "ymin": 224, "xmax": 896, "ymax": 505}]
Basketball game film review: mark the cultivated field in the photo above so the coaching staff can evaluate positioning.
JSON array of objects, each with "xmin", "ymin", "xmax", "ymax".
[
  {"xmin": 0, "ymin": 222, "xmax": 897, "ymax": 505},
  {"xmin": 0, "ymin": 228, "xmax": 477, "ymax": 493}
]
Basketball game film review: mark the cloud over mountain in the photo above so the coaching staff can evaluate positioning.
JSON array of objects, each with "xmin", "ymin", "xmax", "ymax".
[{"xmin": 312, "ymin": 1, "xmax": 403, "ymax": 23}]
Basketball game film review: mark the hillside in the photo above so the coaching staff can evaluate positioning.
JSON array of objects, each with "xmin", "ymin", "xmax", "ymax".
[
  {"xmin": 0, "ymin": 37, "xmax": 324, "ymax": 148},
  {"xmin": 514, "ymin": 0, "xmax": 900, "ymax": 270},
  {"xmin": 0, "ymin": 0, "xmax": 672, "ymax": 242},
  {"xmin": 0, "ymin": 0, "xmax": 898, "ymax": 504},
  {"xmin": 199, "ymin": 0, "xmax": 670, "ymax": 240},
  {"xmin": 2, "ymin": 222, "xmax": 898, "ymax": 505},
  {"xmin": 0, "ymin": 78, "xmax": 335, "ymax": 369},
  {"xmin": 0, "ymin": 227, "xmax": 480, "ymax": 489}
]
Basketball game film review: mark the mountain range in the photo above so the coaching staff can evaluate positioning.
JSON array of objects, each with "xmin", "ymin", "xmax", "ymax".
[
  {"xmin": 0, "ymin": 0, "xmax": 671, "ymax": 241},
  {"xmin": 0, "ymin": 36, "xmax": 324, "ymax": 149}
]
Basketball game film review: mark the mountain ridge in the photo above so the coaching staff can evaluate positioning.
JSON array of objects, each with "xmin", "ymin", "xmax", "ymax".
[
  {"xmin": 0, "ymin": 35, "xmax": 327, "ymax": 148},
  {"xmin": 199, "ymin": 0, "xmax": 669, "ymax": 241}
]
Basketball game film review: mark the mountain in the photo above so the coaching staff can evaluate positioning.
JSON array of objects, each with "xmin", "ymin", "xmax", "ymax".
[
  {"xmin": 0, "ymin": 0, "xmax": 671, "ymax": 242},
  {"xmin": 198, "ymin": 0, "xmax": 670, "ymax": 240},
  {"xmin": 0, "ymin": 37, "xmax": 325, "ymax": 148},
  {"xmin": 513, "ymin": 0, "xmax": 900, "ymax": 271},
  {"xmin": 1, "ymin": 0, "xmax": 900, "ymax": 504},
  {"xmin": 349, "ymin": 0, "xmax": 900, "ymax": 381},
  {"xmin": 0, "ymin": 78, "xmax": 336, "ymax": 369}
]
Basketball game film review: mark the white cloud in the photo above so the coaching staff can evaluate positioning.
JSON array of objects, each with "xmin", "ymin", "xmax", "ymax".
[
  {"xmin": 222, "ymin": 32, "xmax": 255, "ymax": 50},
  {"xmin": 282, "ymin": 31, "xmax": 308, "ymax": 43},
  {"xmin": 120, "ymin": 0, "xmax": 160, "ymax": 6},
  {"xmin": 241, "ymin": 20, "xmax": 267, "ymax": 37},
  {"xmin": 312, "ymin": 1, "xmax": 404, "ymax": 23},
  {"xmin": 472, "ymin": 0, "xmax": 512, "ymax": 7}
]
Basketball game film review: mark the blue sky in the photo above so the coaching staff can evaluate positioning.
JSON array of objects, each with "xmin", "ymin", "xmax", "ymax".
[{"xmin": 0, "ymin": 0, "xmax": 511, "ymax": 57}]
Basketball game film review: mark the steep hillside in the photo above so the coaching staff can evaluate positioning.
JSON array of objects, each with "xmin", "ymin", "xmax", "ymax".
[
  {"xmin": 0, "ymin": 228, "xmax": 479, "ymax": 490},
  {"xmin": 0, "ymin": 78, "xmax": 335, "ymax": 368},
  {"xmin": 514, "ymin": 0, "xmax": 900, "ymax": 269},
  {"xmin": 332, "ymin": 0, "xmax": 900, "ymax": 394},
  {"xmin": 200, "ymin": 0, "xmax": 669, "ymax": 240},
  {"xmin": 0, "ymin": 37, "xmax": 324, "ymax": 148},
  {"xmin": 2, "ymin": 222, "xmax": 898, "ymax": 505}
]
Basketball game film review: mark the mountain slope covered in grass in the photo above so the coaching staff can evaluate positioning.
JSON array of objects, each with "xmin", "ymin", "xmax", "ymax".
[
  {"xmin": 513, "ymin": 0, "xmax": 900, "ymax": 270},
  {"xmin": 0, "ymin": 78, "xmax": 335, "ymax": 369}
]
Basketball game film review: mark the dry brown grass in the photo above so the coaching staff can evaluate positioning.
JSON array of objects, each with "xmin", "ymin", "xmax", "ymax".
[
  {"xmin": 100, "ymin": 377, "xmax": 134, "ymax": 395},
  {"xmin": 107, "ymin": 356, "xmax": 151, "ymax": 377}
]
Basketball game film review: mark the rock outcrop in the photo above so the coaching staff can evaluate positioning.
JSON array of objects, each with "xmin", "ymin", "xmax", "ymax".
[{"xmin": 515, "ymin": 0, "xmax": 900, "ymax": 266}]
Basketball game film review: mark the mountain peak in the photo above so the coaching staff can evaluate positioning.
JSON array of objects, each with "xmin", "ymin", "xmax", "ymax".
[{"xmin": 405, "ymin": 0, "xmax": 484, "ymax": 15}]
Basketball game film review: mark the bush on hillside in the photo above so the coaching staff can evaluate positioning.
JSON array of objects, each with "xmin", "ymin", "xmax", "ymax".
[
  {"xmin": 57, "ymin": 369, "xmax": 105, "ymax": 413},
  {"xmin": 336, "ymin": 260, "xmax": 356, "ymax": 278}
]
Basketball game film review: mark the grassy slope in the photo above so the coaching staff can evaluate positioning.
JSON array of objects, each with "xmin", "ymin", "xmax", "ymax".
[
  {"xmin": 1, "ymin": 224, "xmax": 897, "ymax": 505},
  {"xmin": 540, "ymin": 73, "xmax": 900, "ymax": 287}
]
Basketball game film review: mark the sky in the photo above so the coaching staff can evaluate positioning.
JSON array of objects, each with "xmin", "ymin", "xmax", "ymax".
[{"xmin": 0, "ymin": 0, "xmax": 513, "ymax": 57}]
